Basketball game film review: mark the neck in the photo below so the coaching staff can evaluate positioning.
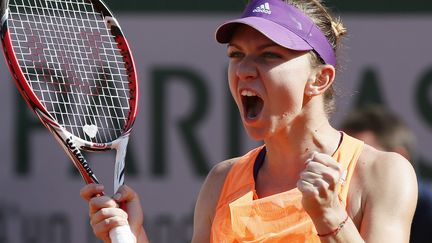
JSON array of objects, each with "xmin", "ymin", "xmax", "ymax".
[
  {"xmin": 255, "ymin": 99, "xmax": 342, "ymax": 197},
  {"xmin": 262, "ymin": 111, "xmax": 341, "ymax": 179}
]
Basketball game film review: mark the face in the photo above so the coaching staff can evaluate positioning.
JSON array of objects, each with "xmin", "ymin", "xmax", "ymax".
[{"xmin": 227, "ymin": 25, "xmax": 316, "ymax": 140}]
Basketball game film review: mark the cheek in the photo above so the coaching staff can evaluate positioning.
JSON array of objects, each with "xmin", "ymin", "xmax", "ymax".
[
  {"xmin": 227, "ymin": 65, "xmax": 240, "ymax": 104},
  {"xmin": 271, "ymin": 90, "xmax": 302, "ymax": 115},
  {"xmin": 269, "ymin": 75, "xmax": 306, "ymax": 107}
]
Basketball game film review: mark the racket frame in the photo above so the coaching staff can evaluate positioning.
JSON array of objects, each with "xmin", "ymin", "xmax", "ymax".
[{"xmin": 0, "ymin": 0, "xmax": 139, "ymax": 192}]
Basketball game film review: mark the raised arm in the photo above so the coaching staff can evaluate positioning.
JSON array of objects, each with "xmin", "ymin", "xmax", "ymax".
[{"xmin": 298, "ymin": 148, "xmax": 417, "ymax": 243}]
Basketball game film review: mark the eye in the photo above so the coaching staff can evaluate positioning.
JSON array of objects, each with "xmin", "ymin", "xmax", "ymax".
[
  {"xmin": 261, "ymin": 51, "xmax": 281, "ymax": 59},
  {"xmin": 227, "ymin": 50, "xmax": 244, "ymax": 59}
]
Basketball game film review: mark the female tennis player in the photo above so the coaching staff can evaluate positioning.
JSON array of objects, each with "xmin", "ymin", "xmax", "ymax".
[{"xmin": 80, "ymin": 0, "xmax": 418, "ymax": 242}]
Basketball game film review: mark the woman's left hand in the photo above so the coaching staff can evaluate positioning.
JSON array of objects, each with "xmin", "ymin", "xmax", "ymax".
[{"xmin": 297, "ymin": 151, "xmax": 345, "ymax": 218}]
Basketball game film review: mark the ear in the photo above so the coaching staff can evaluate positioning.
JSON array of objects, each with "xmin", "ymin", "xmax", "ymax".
[{"xmin": 304, "ymin": 65, "xmax": 336, "ymax": 97}]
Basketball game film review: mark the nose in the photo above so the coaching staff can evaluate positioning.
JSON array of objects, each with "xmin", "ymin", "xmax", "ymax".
[{"xmin": 235, "ymin": 56, "xmax": 257, "ymax": 81}]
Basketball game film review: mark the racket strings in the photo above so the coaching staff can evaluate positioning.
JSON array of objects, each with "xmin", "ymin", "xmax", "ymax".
[{"xmin": 8, "ymin": 0, "xmax": 131, "ymax": 143}]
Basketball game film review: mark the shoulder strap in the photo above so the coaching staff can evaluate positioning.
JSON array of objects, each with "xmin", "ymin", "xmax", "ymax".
[
  {"xmin": 334, "ymin": 133, "xmax": 364, "ymax": 206},
  {"xmin": 215, "ymin": 146, "xmax": 264, "ymax": 210}
]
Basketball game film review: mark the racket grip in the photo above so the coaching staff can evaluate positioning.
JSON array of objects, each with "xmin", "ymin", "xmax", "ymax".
[{"xmin": 109, "ymin": 225, "xmax": 136, "ymax": 243}]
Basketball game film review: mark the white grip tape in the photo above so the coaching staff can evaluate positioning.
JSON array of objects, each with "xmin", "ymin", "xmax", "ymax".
[{"xmin": 109, "ymin": 225, "xmax": 136, "ymax": 243}]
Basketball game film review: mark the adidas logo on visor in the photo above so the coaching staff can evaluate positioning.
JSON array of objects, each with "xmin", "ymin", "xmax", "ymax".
[{"xmin": 252, "ymin": 2, "xmax": 271, "ymax": 14}]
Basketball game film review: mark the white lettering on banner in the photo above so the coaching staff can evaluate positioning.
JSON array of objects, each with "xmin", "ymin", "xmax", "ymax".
[{"xmin": 0, "ymin": 15, "xmax": 431, "ymax": 243}]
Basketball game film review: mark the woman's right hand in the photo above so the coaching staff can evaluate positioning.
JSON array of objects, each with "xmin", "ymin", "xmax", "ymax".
[{"xmin": 80, "ymin": 184, "xmax": 148, "ymax": 243}]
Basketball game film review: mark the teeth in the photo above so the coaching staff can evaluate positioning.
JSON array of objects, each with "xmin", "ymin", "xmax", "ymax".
[{"xmin": 241, "ymin": 90, "xmax": 257, "ymax": 97}]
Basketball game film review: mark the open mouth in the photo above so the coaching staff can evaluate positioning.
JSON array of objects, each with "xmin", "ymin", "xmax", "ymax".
[{"xmin": 241, "ymin": 90, "xmax": 264, "ymax": 119}]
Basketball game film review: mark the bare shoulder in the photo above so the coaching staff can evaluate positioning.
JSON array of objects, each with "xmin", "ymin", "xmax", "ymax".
[
  {"xmin": 198, "ymin": 157, "xmax": 238, "ymax": 214},
  {"xmin": 351, "ymin": 144, "xmax": 418, "ymax": 241},
  {"xmin": 355, "ymin": 144, "xmax": 417, "ymax": 195},
  {"xmin": 208, "ymin": 158, "xmax": 238, "ymax": 182},
  {"xmin": 191, "ymin": 158, "xmax": 238, "ymax": 243},
  {"xmin": 204, "ymin": 158, "xmax": 238, "ymax": 199}
]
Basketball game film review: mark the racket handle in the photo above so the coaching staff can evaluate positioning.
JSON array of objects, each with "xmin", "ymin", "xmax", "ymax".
[{"xmin": 109, "ymin": 225, "xmax": 136, "ymax": 243}]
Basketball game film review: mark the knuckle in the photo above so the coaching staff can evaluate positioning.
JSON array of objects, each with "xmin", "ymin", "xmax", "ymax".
[
  {"xmin": 99, "ymin": 208, "xmax": 109, "ymax": 217},
  {"xmin": 88, "ymin": 199, "xmax": 97, "ymax": 209},
  {"xmin": 315, "ymin": 179, "xmax": 324, "ymax": 188},
  {"xmin": 299, "ymin": 172, "xmax": 306, "ymax": 180}
]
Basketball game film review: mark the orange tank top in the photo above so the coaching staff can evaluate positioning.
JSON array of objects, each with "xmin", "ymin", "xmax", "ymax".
[{"xmin": 210, "ymin": 133, "xmax": 364, "ymax": 243}]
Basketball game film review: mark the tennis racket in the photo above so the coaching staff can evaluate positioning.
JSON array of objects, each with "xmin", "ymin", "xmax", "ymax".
[{"xmin": 0, "ymin": 0, "xmax": 138, "ymax": 242}]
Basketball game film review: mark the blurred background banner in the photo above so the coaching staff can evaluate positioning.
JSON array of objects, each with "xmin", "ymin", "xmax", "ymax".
[{"xmin": 1, "ymin": 1, "xmax": 432, "ymax": 243}]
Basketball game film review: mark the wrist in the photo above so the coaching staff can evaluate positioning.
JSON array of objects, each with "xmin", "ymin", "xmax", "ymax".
[
  {"xmin": 311, "ymin": 207, "xmax": 348, "ymax": 237},
  {"xmin": 317, "ymin": 214, "xmax": 349, "ymax": 237}
]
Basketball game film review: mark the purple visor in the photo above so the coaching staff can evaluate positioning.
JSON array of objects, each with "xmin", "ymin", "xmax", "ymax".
[{"xmin": 215, "ymin": 0, "xmax": 336, "ymax": 66}]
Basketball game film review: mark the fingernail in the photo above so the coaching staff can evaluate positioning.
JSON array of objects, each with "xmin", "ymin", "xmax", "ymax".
[{"xmin": 95, "ymin": 185, "xmax": 104, "ymax": 191}]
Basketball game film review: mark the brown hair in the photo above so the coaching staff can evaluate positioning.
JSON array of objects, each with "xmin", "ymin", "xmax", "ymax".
[
  {"xmin": 284, "ymin": 0, "xmax": 347, "ymax": 114},
  {"xmin": 340, "ymin": 105, "xmax": 416, "ymax": 160}
]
